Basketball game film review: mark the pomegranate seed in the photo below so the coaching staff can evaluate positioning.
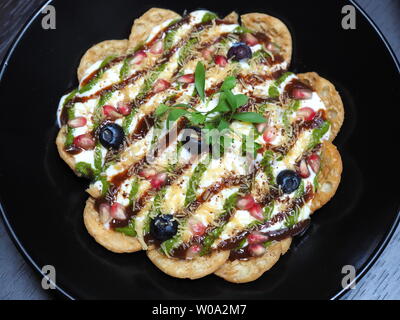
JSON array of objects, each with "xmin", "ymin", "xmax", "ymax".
[
  {"xmin": 266, "ymin": 42, "xmax": 280, "ymax": 54},
  {"xmin": 103, "ymin": 105, "xmax": 122, "ymax": 120},
  {"xmin": 68, "ymin": 116, "xmax": 87, "ymax": 128},
  {"xmin": 117, "ymin": 102, "xmax": 132, "ymax": 116},
  {"xmin": 249, "ymin": 244, "xmax": 266, "ymax": 257},
  {"xmin": 297, "ymin": 107, "xmax": 316, "ymax": 121},
  {"xmin": 186, "ymin": 245, "xmax": 201, "ymax": 259},
  {"xmin": 177, "ymin": 74, "xmax": 195, "ymax": 84},
  {"xmin": 153, "ymin": 79, "xmax": 170, "ymax": 93},
  {"xmin": 237, "ymin": 195, "xmax": 256, "ymax": 210},
  {"xmin": 214, "ymin": 55, "xmax": 228, "ymax": 67},
  {"xmin": 132, "ymin": 50, "xmax": 147, "ymax": 64},
  {"xmin": 189, "ymin": 220, "xmax": 207, "ymax": 236},
  {"xmin": 249, "ymin": 203, "xmax": 264, "ymax": 221},
  {"xmin": 247, "ymin": 232, "xmax": 269, "ymax": 244},
  {"xmin": 139, "ymin": 168, "xmax": 157, "ymax": 179},
  {"xmin": 290, "ymin": 88, "xmax": 313, "ymax": 100},
  {"xmin": 110, "ymin": 203, "xmax": 127, "ymax": 220},
  {"xmin": 150, "ymin": 40, "xmax": 163, "ymax": 54},
  {"xmin": 150, "ymin": 172, "xmax": 168, "ymax": 190},
  {"xmin": 307, "ymin": 154, "xmax": 321, "ymax": 173},
  {"xmin": 297, "ymin": 159, "xmax": 310, "ymax": 178},
  {"xmin": 201, "ymin": 47, "xmax": 214, "ymax": 60},
  {"xmin": 256, "ymin": 122, "xmax": 268, "ymax": 134},
  {"xmin": 263, "ymin": 126, "xmax": 277, "ymax": 143},
  {"xmin": 99, "ymin": 203, "xmax": 111, "ymax": 224},
  {"xmin": 73, "ymin": 133, "xmax": 95, "ymax": 150},
  {"xmin": 241, "ymin": 33, "xmax": 259, "ymax": 46}
]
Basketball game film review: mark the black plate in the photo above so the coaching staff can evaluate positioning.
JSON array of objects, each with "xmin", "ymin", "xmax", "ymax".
[{"xmin": 1, "ymin": 0, "xmax": 399, "ymax": 300}]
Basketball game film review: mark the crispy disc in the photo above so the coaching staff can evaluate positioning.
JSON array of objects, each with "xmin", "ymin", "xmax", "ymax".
[
  {"xmin": 241, "ymin": 13, "xmax": 292, "ymax": 64},
  {"xmin": 147, "ymin": 249, "xmax": 230, "ymax": 279},
  {"xmin": 280, "ymin": 237, "xmax": 292, "ymax": 255},
  {"xmin": 128, "ymin": 8, "xmax": 181, "ymax": 52},
  {"xmin": 311, "ymin": 141, "xmax": 343, "ymax": 212},
  {"xmin": 77, "ymin": 39, "xmax": 129, "ymax": 82},
  {"xmin": 214, "ymin": 240, "xmax": 289, "ymax": 283},
  {"xmin": 56, "ymin": 126, "xmax": 77, "ymax": 173},
  {"xmin": 84, "ymin": 197, "xmax": 142, "ymax": 253},
  {"xmin": 223, "ymin": 11, "xmax": 239, "ymax": 24},
  {"xmin": 297, "ymin": 72, "xmax": 344, "ymax": 141}
]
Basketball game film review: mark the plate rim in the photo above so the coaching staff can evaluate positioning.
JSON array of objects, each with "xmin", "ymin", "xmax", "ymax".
[{"xmin": 0, "ymin": 0, "xmax": 399, "ymax": 300}]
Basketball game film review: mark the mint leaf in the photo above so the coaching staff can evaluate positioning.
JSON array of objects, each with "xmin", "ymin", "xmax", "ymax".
[
  {"xmin": 211, "ymin": 92, "xmax": 230, "ymax": 113},
  {"xmin": 220, "ymin": 76, "xmax": 236, "ymax": 91},
  {"xmin": 167, "ymin": 108, "xmax": 188, "ymax": 128},
  {"xmin": 232, "ymin": 112, "xmax": 267, "ymax": 123},
  {"xmin": 155, "ymin": 104, "xmax": 169, "ymax": 116},
  {"xmin": 217, "ymin": 119, "xmax": 230, "ymax": 131},
  {"xmin": 234, "ymin": 94, "xmax": 249, "ymax": 108},
  {"xmin": 224, "ymin": 90, "xmax": 237, "ymax": 110},
  {"xmin": 188, "ymin": 112, "xmax": 206, "ymax": 125},
  {"xmin": 173, "ymin": 104, "xmax": 192, "ymax": 109},
  {"xmin": 195, "ymin": 62, "xmax": 206, "ymax": 101}
]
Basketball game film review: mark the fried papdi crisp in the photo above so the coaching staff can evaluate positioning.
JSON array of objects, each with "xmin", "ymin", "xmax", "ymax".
[
  {"xmin": 147, "ymin": 249, "xmax": 230, "ymax": 279},
  {"xmin": 223, "ymin": 11, "xmax": 239, "ymax": 24},
  {"xmin": 77, "ymin": 39, "xmax": 128, "ymax": 82},
  {"xmin": 214, "ymin": 238, "xmax": 292, "ymax": 283},
  {"xmin": 84, "ymin": 198, "xmax": 142, "ymax": 253},
  {"xmin": 241, "ymin": 13, "xmax": 292, "ymax": 64},
  {"xmin": 128, "ymin": 8, "xmax": 181, "ymax": 53},
  {"xmin": 311, "ymin": 141, "xmax": 343, "ymax": 212},
  {"xmin": 297, "ymin": 72, "xmax": 344, "ymax": 141}
]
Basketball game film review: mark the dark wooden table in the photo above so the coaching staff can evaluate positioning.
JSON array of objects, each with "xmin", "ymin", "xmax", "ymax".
[{"xmin": 0, "ymin": 0, "xmax": 399, "ymax": 300}]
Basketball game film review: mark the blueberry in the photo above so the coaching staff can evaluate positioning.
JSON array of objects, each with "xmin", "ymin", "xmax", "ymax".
[
  {"xmin": 277, "ymin": 170, "xmax": 301, "ymax": 194},
  {"xmin": 150, "ymin": 215, "xmax": 178, "ymax": 241},
  {"xmin": 99, "ymin": 123, "xmax": 125, "ymax": 149},
  {"xmin": 227, "ymin": 43, "xmax": 252, "ymax": 61}
]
